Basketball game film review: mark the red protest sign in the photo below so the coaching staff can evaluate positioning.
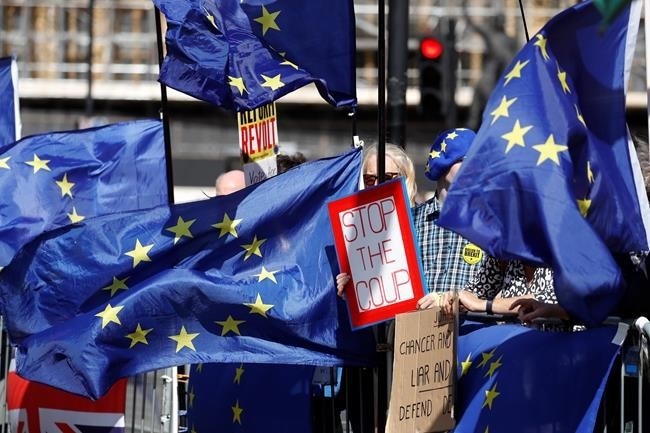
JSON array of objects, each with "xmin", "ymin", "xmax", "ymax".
[{"xmin": 328, "ymin": 178, "xmax": 425, "ymax": 329}]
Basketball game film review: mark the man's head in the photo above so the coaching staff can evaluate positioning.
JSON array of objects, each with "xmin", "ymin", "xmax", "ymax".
[
  {"xmin": 215, "ymin": 170, "xmax": 245, "ymax": 196},
  {"xmin": 425, "ymin": 128, "xmax": 476, "ymax": 184}
]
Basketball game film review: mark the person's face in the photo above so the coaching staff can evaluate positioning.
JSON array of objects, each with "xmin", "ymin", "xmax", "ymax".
[
  {"xmin": 442, "ymin": 161, "xmax": 463, "ymax": 185},
  {"xmin": 363, "ymin": 155, "xmax": 400, "ymax": 188}
]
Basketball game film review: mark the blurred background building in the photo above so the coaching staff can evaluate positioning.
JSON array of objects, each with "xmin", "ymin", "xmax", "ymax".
[{"xmin": 1, "ymin": 0, "xmax": 647, "ymax": 200}]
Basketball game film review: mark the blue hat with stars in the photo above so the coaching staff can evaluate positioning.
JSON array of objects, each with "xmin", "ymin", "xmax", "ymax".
[{"xmin": 425, "ymin": 128, "xmax": 476, "ymax": 182}]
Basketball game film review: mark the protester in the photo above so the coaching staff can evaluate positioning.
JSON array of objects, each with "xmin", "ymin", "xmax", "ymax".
[
  {"xmin": 277, "ymin": 151, "xmax": 307, "ymax": 174},
  {"xmin": 214, "ymin": 169, "xmax": 245, "ymax": 195},
  {"xmin": 413, "ymin": 128, "xmax": 484, "ymax": 308}
]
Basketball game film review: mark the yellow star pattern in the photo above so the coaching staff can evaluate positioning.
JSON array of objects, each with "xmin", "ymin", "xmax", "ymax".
[
  {"xmin": 166, "ymin": 216, "xmax": 196, "ymax": 244},
  {"xmin": 241, "ymin": 235, "xmax": 266, "ymax": 260},
  {"xmin": 575, "ymin": 104, "xmax": 586, "ymax": 127},
  {"xmin": 482, "ymin": 382, "xmax": 501, "ymax": 409},
  {"xmin": 445, "ymin": 131, "xmax": 458, "ymax": 140},
  {"xmin": 244, "ymin": 294, "xmax": 274, "ymax": 317},
  {"xmin": 228, "ymin": 76, "xmax": 247, "ymax": 95},
  {"xmin": 280, "ymin": 58, "xmax": 298, "ymax": 70},
  {"xmin": 67, "ymin": 206, "xmax": 85, "ymax": 223},
  {"xmin": 213, "ymin": 213, "xmax": 242, "ymax": 238},
  {"xmin": 429, "ymin": 149, "xmax": 441, "ymax": 159},
  {"xmin": 0, "ymin": 156, "xmax": 10, "ymax": 169},
  {"xmin": 503, "ymin": 59, "xmax": 529, "ymax": 86},
  {"xmin": 216, "ymin": 315, "xmax": 245, "ymax": 336},
  {"xmin": 484, "ymin": 356, "xmax": 503, "ymax": 378},
  {"xmin": 25, "ymin": 154, "xmax": 51, "ymax": 173},
  {"xmin": 489, "ymin": 96, "xmax": 517, "ymax": 125},
  {"xmin": 532, "ymin": 134, "xmax": 568, "ymax": 166},
  {"xmin": 55, "ymin": 173, "xmax": 75, "ymax": 198},
  {"xmin": 95, "ymin": 303, "xmax": 124, "ymax": 328},
  {"xmin": 577, "ymin": 198, "xmax": 592, "ymax": 217},
  {"xmin": 254, "ymin": 5, "xmax": 280, "ymax": 35},
  {"xmin": 460, "ymin": 353, "xmax": 473, "ymax": 377},
  {"xmin": 501, "ymin": 119, "xmax": 532, "ymax": 153},
  {"xmin": 477, "ymin": 349, "xmax": 495, "ymax": 368},
  {"xmin": 205, "ymin": 12, "xmax": 218, "ymax": 30},
  {"xmin": 169, "ymin": 326, "xmax": 199, "ymax": 352},
  {"xmin": 255, "ymin": 266, "xmax": 279, "ymax": 283},
  {"xmin": 103, "ymin": 276, "xmax": 129, "ymax": 297},
  {"xmin": 261, "ymin": 74, "xmax": 285, "ymax": 91},
  {"xmin": 234, "ymin": 363, "xmax": 245, "ymax": 384},
  {"xmin": 587, "ymin": 161, "xmax": 595, "ymax": 183},
  {"xmin": 557, "ymin": 64, "xmax": 571, "ymax": 94},
  {"xmin": 126, "ymin": 323, "xmax": 152, "ymax": 348},
  {"xmin": 232, "ymin": 399, "xmax": 244, "ymax": 424},
  {"xmin": 534, "ymin": 34, "xmax": 550, "ymax": 61},
  {"xmin": 440, "ymin": 140, "xmax": 448, "ymax": 152},
  {"xmin": 125, "ymin": 239, "xmax": 154, "ymax": 268}
]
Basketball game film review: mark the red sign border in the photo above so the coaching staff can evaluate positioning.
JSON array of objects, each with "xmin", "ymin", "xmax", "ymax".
[{"xmin": 328, "ymin": 179, "xmax": 426, "ymax": 329}]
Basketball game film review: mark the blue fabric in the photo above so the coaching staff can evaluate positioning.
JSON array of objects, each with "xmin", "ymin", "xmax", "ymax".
[
  {"xmin": 0, "ymin": 56, "xmax": 19, "ymax": 149},
  {"xmin": 154, "ymin": 0, "xmax": 357, "ymax": 111},
  {"xmin": 0, "ymin": 148, "xmax": 376, "ymax": 399},
  {"xmin": 0, "ymin": 119, "xmax": 168, "ymax": 269},
  {"xmin": 425, "ymin": 128, "xmax": 476, "ymax": 182},
  {"xmin": 454, "ymin": 323, "xmax": 623, "ymax": 433},
  {"xmin": 438, "ymin": 0, "xmax": 646, "ymax": 326},
  {"xmin": 187, "ymin": 363, "xmax": 314, "ymax": 433}
]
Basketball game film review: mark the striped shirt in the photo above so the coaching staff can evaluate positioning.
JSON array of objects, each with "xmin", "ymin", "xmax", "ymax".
[{"xmin": 412, "ymin": 197, "xmax": 484, "ymax": 293}]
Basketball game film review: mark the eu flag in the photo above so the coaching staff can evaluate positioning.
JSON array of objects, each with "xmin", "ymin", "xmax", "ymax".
[
  {"xmin": 0, "ymin": 148, "xmax": 376, "ymax": 399},
  {"xmin": 153, "ymin": 0, "xmax": 357, "ymax": 111},
  {"xmin": 437, "ymin": 0, "xmax": 649, "ymax": 325},
  {"xmin": 0, "ymin": 119, "xmax": 168, "ymax": 269},
  {"xmin": 454, "ymin": 323, "xmax": 626, "ymax": 433},
  {"xmin": 0, "ymin": 56, "xmax": 21, "ymax": 148},
  {"xmin": 186, "ymin": 363, "xmax": 313, "ymax": 433}
]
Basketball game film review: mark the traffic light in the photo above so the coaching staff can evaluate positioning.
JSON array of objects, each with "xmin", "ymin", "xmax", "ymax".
[{"xmin": 418, "ymin": 30, "xmax": 457, "ymax": 121}]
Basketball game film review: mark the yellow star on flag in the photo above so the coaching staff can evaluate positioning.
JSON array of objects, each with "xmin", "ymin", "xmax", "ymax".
[
  {"xmin": 125, "ymin": 239, "xmax": 154, "ymax": 268},
  {"xmin": 232, "ymin": 399, "xmax": 244, "ymax": 424},
  {"xmin": 255, "ymin": 266, "xmax": 278, "ymax": 283},
  {"xmin": 429, "ymin": 149, "xmax": 441, "ymax": 159},
  {"xmin": 489, "ymin": 96, "xmax": 517, "ymax": 125},
  {"xmin": 477, "ymin": 349, "xmax": 495, "ymax": 368},
  {"xmin": 213, "ymin": 213, "xmax": 242, "ymax": 238},
  {"xmin": 484, "ymin": 356, "xmax": 503, "ymax": 378},
  {"xmin": 166, "ymin": 216, "xmax": 196, "ymax": 244},
  {"xmin": 503, "ymin": 59, "xmax": 529, "ymax": 86},
  {"xmin": 445, "ymin": 131, "xmax": 458, "ymax": 140},
  {"xmin": 244, "ymin": 294, "xmax": 274, "ymax": 317},
  {"xmin": 534, "ymin": 34, "xmax": 550, "ymax": 61},
  {"xmin": 0, "ymin": 156, "xmax": 10, "ymax": 169},
  {"xmin": 587, "ymin": 161, "xmax": 595, "ymax": 183},
  {"xmin": 234, "ymin": 363, "xmax": 245, "ymax": 384},
  {"xmin": 25, "ymin": 154, "xmax": 51, "ymax": 173},
  {"xmin": 482, "ymin": 382, "xmax": 501, "ymax": 409},
  {"xmin": 241, "ymin": 235, "xmax": 266, "ymax": 260},
  {"xmin": 95, "ymin": 303, "xmax": 124, "ymax": 328},
  {"xmin": 254, "ymin": 5, "xmax": 280, "ymax": 35},
  {"xmin": 575, "ymin": 104, "xmax": 586, "ymax": 127},
  {"xmin": 55, "ymin": 173, "xmax": 75, "ymax": 198},
  {"xmin": 577, "ymin": 198, "xmax": 592, "ymax": 217},
  {"xmin": 67, "ymin": 206, "xmax": 85, "ymax": 223},
  {"xmin": 103, "ymin": 276, "xmax": 129, "ymax": 297},
  {"xmin": 228, "ymin": 76, "xmax": 247, "ymax": 95},
  {"xmin": 501, "ymin": 119, "xmax": 532, "ymax": 153},
  {"xmin": 557, "ymin": 64, "xmax": 571, "ymax": 94},
  {"xmin": 280, "ymin": 58, "xmax": 298, "ymax": 70},
  {"xmin": 460, "ymin": 353, "xmax": 473, "ymax": 377},
  {"xmin": 205, "ymin": 12, "xmax": 218, "ymax": 30},
  {"xmin": 440, "ymin": 140, "xmax": 448, "ymax": 152},
  {"xmin": 216, "ymin": 315, "xmax": 245, "ymax": 336},
  {"xmin": 261, "ymin": 74, "xmax": 285, "ymax": 91},
  {"xmin": 532, "ymin": 134, "xmax": 568, "ymax": 166},
  {"xmin": 169, "ymin": 326, "xmax": 199, "ymax": 352},
  {"xmin": 126, "ymin": 323, "xmax": 152, "ymax": 348}
]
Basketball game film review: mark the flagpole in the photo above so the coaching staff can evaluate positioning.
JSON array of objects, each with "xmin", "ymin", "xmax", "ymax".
[
  {"xmin": 645, "ymin": 0, "xmax": 650, "ymax": 158},
  {"xmin": 154, "ymin": 7, "xmax": 175, "ymax": 204},
  {"xmin": 517, "ymin": 0, "xmax": 531, "ymax": 42}
]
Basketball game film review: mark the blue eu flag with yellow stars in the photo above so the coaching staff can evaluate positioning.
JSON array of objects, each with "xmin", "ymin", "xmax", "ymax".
[
  {"xmin": 0, "ymin": 119, "xmax": 168, "ymax": 270},
  {"xmin": 0, "ymin": 56, "xmax": 20, "ymax": 149},
  {"xmin": 0, "ymin": 147, "xmax": 375, "ymax": 399},
  {"xmin": 186, "ymin": 363, "xmax": 314, "ymax": 433},
  {"xmin": 454, "ymin": 323, "xmax": 626, "ymax": 432},
  {"xmin": 153, "ymin": 0, "xmax": 357, "ymax": 111},
  {"xmin": 438, "ymin": 0, "xmax": 649, "ymax": 325}
]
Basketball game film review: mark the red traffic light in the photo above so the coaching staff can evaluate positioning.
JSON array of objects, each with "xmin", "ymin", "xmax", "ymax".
[{"xmin": 420, "ymin": 37, "xmax": 443, "ymax": 60}]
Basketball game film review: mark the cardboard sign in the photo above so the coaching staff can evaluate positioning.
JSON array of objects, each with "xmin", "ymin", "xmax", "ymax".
[
  {"xmin": 238, "ymin": 102, "xmax": 279, "ymax": 185},
  {"xmin": 328, "ymin": 179, "xmax": 426, "ymax": 329},
  {"xmin": 387, "ymin": 308, "xmax": 456, "ymax": 433}
]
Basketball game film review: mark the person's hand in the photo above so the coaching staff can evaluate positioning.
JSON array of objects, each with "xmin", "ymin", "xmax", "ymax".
[
  {"xmin": 511, "ymin": 298, "xmax": 569, "ymax": 323},
  {"xmin": 417, "ymin": 292, "xmax": 443, "ymax": 310},
  {"xmin": 457, "ymin": 290, "xmax": 483, "ymax": 313},
  {"xmin": 336, "ymin": 273, "xmax": 350, "ymax": 298}
]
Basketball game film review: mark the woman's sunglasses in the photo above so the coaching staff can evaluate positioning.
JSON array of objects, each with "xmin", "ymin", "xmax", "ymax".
[{"xmin": 363, "ymin": 172, "xmax": 400, "ymax": 187}]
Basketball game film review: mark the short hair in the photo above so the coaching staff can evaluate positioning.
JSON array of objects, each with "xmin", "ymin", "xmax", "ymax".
[
  {"xmin": 277, "ymin": 152, "xmax": 307, "ymax": 174},
  {"xmin": 362, "ymin": 143, "xmax": 417, "ymax": 205}
]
